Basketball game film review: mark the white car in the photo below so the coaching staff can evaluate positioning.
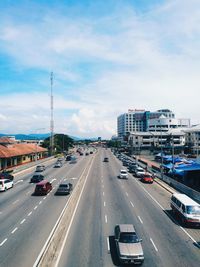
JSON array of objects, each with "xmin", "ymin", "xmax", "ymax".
[
  {"xmin": 0, "ymin": 179, "xmax": 14, "ymax": 191},
  {"xmin": 134, "ymin": 167, "xmax": 145, "ymax": 178},
  {"xmin": 119, "ymin": 170, "xmax": 128, "ymax": 179}
]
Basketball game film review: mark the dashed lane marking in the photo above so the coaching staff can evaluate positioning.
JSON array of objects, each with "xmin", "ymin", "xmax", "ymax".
[
  {"xmin": 11, "ymin": 227, "xmax": 18, "ymax": 234},
  {"xmin": 28, "ymin": 211, "xmax": 32, "ymax": 216},
  {"xmin": 130, "ymin": 201, "xmax": 134, "ymax": 208},
  {"xmin": 0, "ymin": 238, "xmax": 7, "ymax": 247},
  {"xmin": 138, "ymin": 216, "xmax": 143, "ymax": 224},
  {"xmin": 12, "ymin": 199, "xmax": 19, "ymax": 205},
  {"xmin": 14, "ymin": 180, "xmax": 23, "ymax": 185},
  {"xmin": 125, "ymin": 192, "xmax": 129, "ymax": 197},
  {"xmin": 104, "ymin": 201, "xmax": 106, "ymax": 207},
  {"xmin": 150, "ymin": 238, "xmax": 158, "ymax": 252},
  {"xmin": 20, "ymin": 219, "xmax": 26, "ymax": 224},
  {"xmin": 105, "ymin": 215, "xmax": 108, "ymax": 223},
  {"xmin": 39, "ymin": 201, "xmax": 42, "ymax": 205},
  {"xmin": 34, "ymin": 206, "xmax": 38, "ymax": 210}
]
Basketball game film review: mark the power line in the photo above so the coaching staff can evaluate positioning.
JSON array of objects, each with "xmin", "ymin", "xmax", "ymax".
[{"xmin": 50, "ymin": 71, "xmax": 54, "ymax": 156}]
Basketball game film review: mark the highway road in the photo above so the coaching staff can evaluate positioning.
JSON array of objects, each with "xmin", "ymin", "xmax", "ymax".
[
  {"xmin": 57, "ymin": 148, "xmax": 200, "ymax": 267},
  {"xmin": 0, "ymin": 148, "xmax": 200, "ymax": 267}
]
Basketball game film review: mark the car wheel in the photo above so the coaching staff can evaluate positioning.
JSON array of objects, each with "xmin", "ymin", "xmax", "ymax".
[{"xmin": 4, "ymin": 187, "xmax": 7, "ymax": 191}]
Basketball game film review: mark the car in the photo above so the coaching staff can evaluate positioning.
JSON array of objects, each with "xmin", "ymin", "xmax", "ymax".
[
  {"xmin": 85, "ymin": 152, "xmax": 89, "ymax": 156},
  {"xmin": 115, "ymin": 224, "xmax": 144, "ymax": 265},
  {"xmin": 34, "ymin": 180, "xmax": 52, "ymax": 195},
  {"xmin": 79, "ymin": 152, "xmax": 84, "ymax": 156},
  {"xmin": 35, "ymin": 165, "xmax": 45, "ymax": 172},
  {"xmin": 70, "ymin": 156, "xmax": 77, "ymax": 164},
  {"xmin": 0, "ymin": 179, "xmax": 14, "ymax": 192},
  {"xmin": 66, "ymin": 155, "xmax": 72, "ymax": 161},
  {"xmin": 133, "ymin": 167, "xmax": 145, "ymax": 178},
  {"xmin": 90, "ymin": 151, "xmax": 93, "ymax": 154},
  {"xmin": 119, "ymin": 170, "xmax": 128, "ymax": 179},
  {"xmin": 0, "ymin": 172, "xmax": 14, "ymax": 181},
  {"xmin": 54, "ymin": 162, "xmax": 62, "ymax": 168},
  {"xmin": 104, "ymin": 157, "xmax": 109, "ymax": 162},
  {"xmin": 141, "ymin": 173, "xmax": 153, "ymax": 183},
  {"xmin": 55, "ymin": 182, "xmax": 73, "ymax": 195},
  {"xmin": 57, "ymin": 157, "xmax": 64, "ymax": 162},
  {"xmin": 30, "ymin": 174, "xmax": 44, "ymax": 183}
]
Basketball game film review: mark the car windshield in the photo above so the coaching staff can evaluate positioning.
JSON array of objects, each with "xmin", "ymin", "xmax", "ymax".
[
  {"xmin": 186, "ymin": 205, "xmax": 200, "ymax": 215},
  {"xmin": 121, "ymin": 171, "xmax": 127, "ymax": 174},
  {"xmin": 119, "ymin": 233, "xmax": 139, "ymax": 243},
  {"xmin": 59, "ymin": 184, "xmax": 69, "ymax": 188}
]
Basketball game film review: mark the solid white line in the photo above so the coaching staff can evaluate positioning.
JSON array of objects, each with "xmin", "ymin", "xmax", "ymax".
[
  {"xmin": 138, "ymin": 216, "xmax": 143, "ymax": 224},
  {"xmin": 34, "ymin": 156, "xmax": 95, "ymax": 267},
  {"xmin": 141, "ymin": 184, "xmax": 164, "ymax": 210},
  {"xmin": 130, "ymin": 201, "xmax": 134, "ymax": 208},
  {"xmin": 0, "ymin": 238, "xmax": 7, "ymax": 247},
  {"xmin": 150, "ymin": 238, "xmax": 158, "ymax": 252},
  {"xmin": 20, "ymin": 219, "xmax": 26, "ymax": 224},
  {"xmin": 28, "ymin": 211, "xmax": 32, "ymax": 216},
  {"xmin": 11, "ymin": 227, "xmax": 18, "ymax": 234},
  {"xmin": 180, "ymin": 226, "xmax": 198, "ymax": 244},
  {"xmin": 125, "ymin": 192, "xmax": 129, "ymax": 197},
  {"xmin": 105, "ymin": 215, "xmax": 108, "ymax": 223},
  {"xmin": 12, "ymin": 199, "xmax": 19, "ymax": 205},
  {"xmin": 107, "ymin": 237, "xmax": 110, "ymax": 253},
  {"xmin": 39, "ymin": 201, "xmax": 42, "ymax": 205},
  {"xmin": 104, "ymin": 201, "xmax": 106, "ymax": 207},
  {"xmin": 34, "ymin": 206, "xmax": 38, "ymax": 210}
]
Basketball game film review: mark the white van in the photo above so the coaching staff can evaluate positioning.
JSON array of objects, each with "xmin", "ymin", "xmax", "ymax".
[
  {"xmin": 171, "ymin": 193, "xmax": 200, "ymax": 227},
  {"xmin": 0, "ymin": 179, "xmax": 14, "ymax": 192}
]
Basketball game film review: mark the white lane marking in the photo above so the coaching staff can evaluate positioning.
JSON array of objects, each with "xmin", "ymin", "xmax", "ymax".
[
  {"xmin": 34, "ymin": 206, "xmax": 38, "ymax": 210},
  {"xmin": 28, "ymin": 211, "xmax": 32, "ymax": 216},
  {"xmin": 50, "ymin": 178, "xmax": 57, "ymax": 183},
  {"xmin": 107, "ymin": 237, "xmax": 110, "ymax": 253},
  {"xmin": 105, "ymin": 215, "xmax": 108, "ymax": 224},
  {"xmin": 104, "ymin": 201, "xmax": 106, "ymax": 207},
  {"xmin": 20, "ymin": 219, "xmax": 26, "ymax": 224},
  {"xmin": 39, "ymin": 201, "xmax": 42, "ymax": 205},
  {"xmin": 136, "ymin": 179, "xmax": 200, "ymax": 246},
  {"xmin": 70, "ymin": 177, "xmax": 78, "ymax": 180},
  {"xmin": 51, "ymin": 156, "xmax": 96, "ymax": 267},
  {"xmin": 138, "ymin": 216, "xmax": 143, "ymax": 224},
  {"xmin": 43, "ymin": 197, "xmax": 46, "ymax": 200},
  {"xmin": 150, "ymin": 238, "xmax": 158, "ymax": 252},
  {"xmin": 14, "ymin": 180, "xmax": 23, "ymax": 185},
  {"xmin": 103, "ymin": 191, "xmax": 105, "ymax": 196},
  {"xmin": 125, "ymin": 192, "xmax": 129, "ymax": 197},
  {"xmin": 0, "ymin": 238, "xmax": 7, "ymax": 247},
  {"xmin": 12, "ymin": 199, "xmax": 19, "ymax": 205},
  {"xmin": 26, "ymin": 190, "xmax": 31, "ymax": 195},
  {"xmin": 11, "ymin": 227, "xmax": 18, "ymax": 234},
  {"xmin": 102, "ymin": 185, "xmax": 104, "ymax": 188},
  {"xmin": 130, "ymin": 201, "xmax": 134, "ymax": 208},
  {"xmin": 0, "ymin": 211, "xmax": 2, "ymax": 214}
]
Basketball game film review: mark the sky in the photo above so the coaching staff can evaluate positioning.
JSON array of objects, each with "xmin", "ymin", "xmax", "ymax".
[{"xmin": 0, "ymin": 0, "xmax": 200, "ymax": 139}]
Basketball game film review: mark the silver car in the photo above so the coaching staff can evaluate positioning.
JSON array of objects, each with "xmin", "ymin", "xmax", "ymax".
[{"xmin": 115, "ymin": 224, "xmax": 144, "ymax": 265}]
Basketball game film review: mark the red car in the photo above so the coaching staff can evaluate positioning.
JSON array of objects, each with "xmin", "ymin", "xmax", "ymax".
[{"xmin": 141, "ymin": 173, "xmax": 153, "ymax": 184}]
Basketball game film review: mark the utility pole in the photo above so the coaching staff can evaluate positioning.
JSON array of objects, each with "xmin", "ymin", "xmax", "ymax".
[{"xmin": 50, "ymin": 72, "xmax": 54, "ymax": 156}]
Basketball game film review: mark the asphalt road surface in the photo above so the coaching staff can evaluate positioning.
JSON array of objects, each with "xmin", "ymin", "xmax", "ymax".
[{"xmin": 0, "ymin": 148, "xmax": 200, "ymax": 267}]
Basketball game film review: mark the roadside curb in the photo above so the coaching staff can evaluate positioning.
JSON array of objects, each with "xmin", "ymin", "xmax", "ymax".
[{"xmin": 154, "ymin": 178, "xmax": 176, "ymax": 194}]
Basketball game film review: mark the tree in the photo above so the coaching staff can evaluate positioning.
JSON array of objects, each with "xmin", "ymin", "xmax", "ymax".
[{"xmin": 42, "ymin": 134, "xmax": 74, "ymax": 154}]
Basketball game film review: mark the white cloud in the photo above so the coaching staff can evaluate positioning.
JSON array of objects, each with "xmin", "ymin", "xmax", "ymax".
[{"xmin": 0, "ymin": 1, "xmax": 200, "ymax": 137}]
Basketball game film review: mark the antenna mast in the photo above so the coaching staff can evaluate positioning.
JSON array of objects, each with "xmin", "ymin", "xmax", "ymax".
[{"xmin": 50, "ymin": 72, "xmax": 54, "ymax": 156}]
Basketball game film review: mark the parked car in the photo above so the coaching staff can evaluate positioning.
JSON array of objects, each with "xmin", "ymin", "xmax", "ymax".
[
  {"xmin": 0, "ymin": 171, "xmax": 14, "ymax": 181},
  {"xmin": 30, "ymin": 174, "xmax": 44, "ymax": 183},
  {"xmin": 104, "ymin": 157, "xmax": 109, "ymax": 162},
  {"xmin": 34, "ymin": 180, "xmax": 52, "ymax": 195},
  {"xmin": 115, "ymin": 224, "xmax": 144, "ymax": 265},
  {"xmin": 55, "ymin": 182, "xmax": 73, "ymax": 195},
  {"xmin": 85, "ymin": 152, "xmax": 89, "ymax": 156},
  {"xmin": 119, "ymin": 170, "xmax": 128, "ymax": 179},
  {"xmin": 133, "ymin": 167, "xmax": 145, "ymax": 178},
  {"xmin": 0, "ymin": 179, "xmax": 14, "ymax": 192},
  {"xmin": 35, "ymin": 165, "xmax": 45, "ymax": 172},
  {"xmin": 70, "ymin": 156, "xmax": 77, "ymax": 164},
  {"xmin": 141, "ymin": 173, "xmax": 154, "ymax": 184}
]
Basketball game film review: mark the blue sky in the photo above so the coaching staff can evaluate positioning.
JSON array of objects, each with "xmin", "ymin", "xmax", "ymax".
[{"xmin": 0, "ymin": 0, "xmax": 200, "ymax": 138}]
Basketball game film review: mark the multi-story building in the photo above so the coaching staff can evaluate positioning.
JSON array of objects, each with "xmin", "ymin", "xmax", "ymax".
[
  {"xmin": 117, "ymin": 109, "xmax": 189, "ymax": 139},
  {"xmin": 184, "ymin": 125, "xmax": 200, "ymax": 155}
]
